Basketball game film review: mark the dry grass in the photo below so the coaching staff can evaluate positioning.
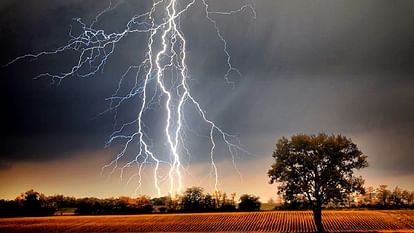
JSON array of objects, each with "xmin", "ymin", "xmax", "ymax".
[{"xmin": 0, "ymin": 210, "xmax": 413, "ymax": 233}]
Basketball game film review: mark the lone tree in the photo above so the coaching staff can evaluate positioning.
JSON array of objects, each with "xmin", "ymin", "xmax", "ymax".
[{"xmin": 268, "ymin": 133, "xmax": 368, "ymax": 232}]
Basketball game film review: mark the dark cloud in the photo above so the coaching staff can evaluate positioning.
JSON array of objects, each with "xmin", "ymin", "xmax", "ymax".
[{"xmin": 0, "ymin": 0, "xmax": 413, "ymax": 178}]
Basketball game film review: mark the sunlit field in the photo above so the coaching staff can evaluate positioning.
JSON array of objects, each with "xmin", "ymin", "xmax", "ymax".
[{"xmin": 1, "ymin": 210, "xmax": 413, "ymax": 233}]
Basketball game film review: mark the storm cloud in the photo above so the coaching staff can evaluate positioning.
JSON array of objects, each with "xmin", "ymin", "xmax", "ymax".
[{"xmin": 1, "ymin": 0, "xmax": 413, "ymax": 181}]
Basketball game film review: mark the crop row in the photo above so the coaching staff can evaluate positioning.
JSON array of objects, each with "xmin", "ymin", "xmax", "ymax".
[{"xmin": 0, "ymin": 210, "xmax": 413, "ymax": 233}]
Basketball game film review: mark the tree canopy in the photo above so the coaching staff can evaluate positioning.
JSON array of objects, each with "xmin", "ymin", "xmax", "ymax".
[
  {"xmin": 268, "ymin": 133, "xmax": 368, "ymax": 232},
  {"xmin": 238, "ymin": 194, "xmax": 261, "ymax": 211}
]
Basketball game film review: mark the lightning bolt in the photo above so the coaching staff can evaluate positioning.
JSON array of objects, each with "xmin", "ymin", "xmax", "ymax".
[{"xmin": 4, "ymin": 0, "xmax": 255, "ymax": 196}]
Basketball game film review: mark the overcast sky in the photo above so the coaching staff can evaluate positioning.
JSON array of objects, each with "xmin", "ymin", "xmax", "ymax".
[{"xmin": 1, "ymin": 0, "xmax": 413, "ymax": 200}]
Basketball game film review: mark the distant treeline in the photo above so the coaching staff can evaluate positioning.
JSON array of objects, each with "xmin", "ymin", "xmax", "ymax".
[
  {"xmin": 278, "ymin": 185, "xmax": 414, "ymax": 210},
  {"xmin": 0, "ymin": 187, "xmax": 260, "ymax": 217},
  {"xmin": 1, "ymin": 185, "xmax": 412, "ymax": 217}
]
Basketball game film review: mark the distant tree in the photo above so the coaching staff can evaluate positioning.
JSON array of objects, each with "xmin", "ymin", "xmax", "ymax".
[
  {"xmin": 238, "ymin": 194, "xmax": 261, "ymax": 211},
  {"xmin": 151, "ymin": 196, "xmax": 167, "ymax": 206},
  {"xmin": 166, "ymin": 194, "xmax": 180, "ymax": 211},
  {"xmin": 221, "ymin": 192, "xmax": 227, "ymax": 208},
  {"xmin": 364, "ymin": 186, "xmax": 375, "ymax": 206},
  {"xmin": 136, "ymin": 195, "xmax": 151, "ymax": 205},
  {"xmin": 268, "ymin": 133, "xmax": 368, "ymax": 232},
  {"xmin": 409, "ymin": 192, "xmax": 414, "ymax": 206},
  {"xmin": 182, "ymin": 187, "xmax": 205, "ymax": 211},
  {"xmin": 213, "ymin": 190, "xmax": 223, "ymax": 208},
  {"xmin": 47, "ymin": 194, "xmax": 66, "ymax": 209},
  {"xmin": 391, "ymin": 186, "xmax": 403, "ymax": 206},
  {"xmin": 204, "ymin": 194, "xmax": 214, "ymax": 210},
  {"xmin": 23, "ymin": 190, "xmax": 41, "ymax": 210},
  {"xmin": 230, "ymin": 193, "xmax": 236, "ymax": 205},
  {"xmin": 75, "ymin": 198, "xmax": 99, "ymax": 214},
  {"xmin": 15, "ymin": 190, "xmax": 55, "ymax": 216},
  {"xmin": 377, "ymin": 185, "xmax": 391, "ymax": 207},
  {"xmin": 401, "ymin": 190, "xmax": 410, "ymax": 206},
  {"xmin": 117, "ymin": 196, "xmax": 132, "ymax": 209},
  {"xmin": 0, "ymin": 199, "xmax": 25, "ymax": 217}
]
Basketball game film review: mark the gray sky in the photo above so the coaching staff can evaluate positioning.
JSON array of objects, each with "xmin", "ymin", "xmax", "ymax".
[{"xmin": 1, "ymin": 0, "xmax": 413, "ymax": 199}]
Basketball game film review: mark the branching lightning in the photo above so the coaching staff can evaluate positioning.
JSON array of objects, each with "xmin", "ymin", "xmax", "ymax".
[{"xmin": 5, "ymin": 0, "xmax": 255, "ymax": 196}]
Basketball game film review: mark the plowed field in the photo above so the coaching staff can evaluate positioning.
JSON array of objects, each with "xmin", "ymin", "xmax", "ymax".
[{"xmin": 1, "ymin": 210, "xmax": 413, "ymax": 232}]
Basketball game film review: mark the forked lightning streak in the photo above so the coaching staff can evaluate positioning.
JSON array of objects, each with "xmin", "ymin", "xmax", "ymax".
[{"xmin": 4, "ymin": 0, "xmax": 255, "ymax": 196}]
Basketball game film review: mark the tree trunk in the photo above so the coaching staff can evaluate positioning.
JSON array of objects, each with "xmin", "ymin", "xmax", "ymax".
[{"xmin": 313, "ymin": 206, "xmax": 325, "ymax": 233}]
